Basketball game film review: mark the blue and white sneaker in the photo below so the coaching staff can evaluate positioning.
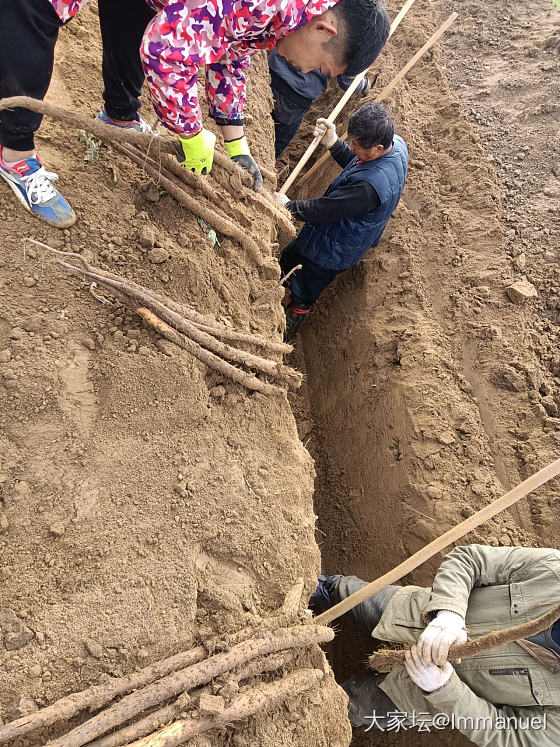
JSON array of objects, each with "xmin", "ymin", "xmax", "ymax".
[
  {"xmin": 95, "ymin": 108, "xmax": 153, "ymax": 134},
  {"xmin": 0, "ymin": 147, "xmax": 76, "ymax": 228}
]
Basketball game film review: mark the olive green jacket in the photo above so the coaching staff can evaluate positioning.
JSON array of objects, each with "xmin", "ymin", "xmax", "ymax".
[{"xmin": 374, "ymin": 545, "xmax": 560, "ymax": 745}]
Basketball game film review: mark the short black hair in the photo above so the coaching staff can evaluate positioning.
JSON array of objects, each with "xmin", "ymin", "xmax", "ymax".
[
  {"xmin": 347, "ymin": 102, "xmax": 394, "ymax": 149},
  {"xmin": 331, "ymin": 0, "xmax": 390, "ymax": 76}
]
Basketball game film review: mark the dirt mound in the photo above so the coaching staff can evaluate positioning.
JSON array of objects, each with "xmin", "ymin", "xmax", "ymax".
[{"xmin": 0, "ymin": 3, "xmax": 349, "ymax": 745}]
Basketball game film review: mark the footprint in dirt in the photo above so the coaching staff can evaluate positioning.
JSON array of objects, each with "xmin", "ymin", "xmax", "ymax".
[{"xmin": 57, "ymin": 340, "xmax": 98, "ymax": 435}]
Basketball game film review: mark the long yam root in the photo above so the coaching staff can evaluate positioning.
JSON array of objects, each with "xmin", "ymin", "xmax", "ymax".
[
  {"xmin": 128, "ymin": 669, "xmax": 324, "ymax": 747},
  {"xmin": 135, "ymin": 308, "xmax": 284, "ymax": 396},
  {"xmin": 117, "ymin": 144, "xmax": 265, "ymax": 268},
  {"xmin": 0, "ymin": 96, "xmax": 274, "ymax": 189},
  {"xmin": 1, "ymin": 583, "xmax": 309, "ymax": 745},
  {"xmin": 49, "ymin": 625, "xmax": 333, "ymax": 746},
  {"xmin": 369, "ymin": 603, "xmax": 560, "ymax": 673},
  {"xmin": 89, "ymin": 651, "xmax": 298, "ymax": 747},
  {"xmin": 26, "ymin": 240, "xmax": 292, "ymax": 356}
]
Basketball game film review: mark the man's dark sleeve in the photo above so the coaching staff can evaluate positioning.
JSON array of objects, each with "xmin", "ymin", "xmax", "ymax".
[
  {"xmin": 329, "ymin": 138, "xmax": 356, "ymax": 168},
  {"xmin": 287, "ymin": 181, "xmax": 380, "ymax": 224}
]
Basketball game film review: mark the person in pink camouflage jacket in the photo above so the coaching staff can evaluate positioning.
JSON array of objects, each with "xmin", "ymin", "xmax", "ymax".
[{"xmin": 0, "ymin": 0, "xmax": 389, "ymax": 227}]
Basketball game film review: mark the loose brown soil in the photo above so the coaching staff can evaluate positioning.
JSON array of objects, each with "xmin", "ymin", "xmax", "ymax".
[{"xmin": 1, "ymin": 0, "xmax": 559, "ymax": 745}]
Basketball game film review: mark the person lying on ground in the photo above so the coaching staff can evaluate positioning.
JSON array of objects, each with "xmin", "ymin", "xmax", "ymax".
[
  {"xmin": 310, "ymin": 544, "xmax": 560, "ymax": 745},
  {"xmin": 0, "ymin": 0, "xmax": 390, "ymax": 229},
  {"xmin": 269, "ymin": 48, "xmax": 371, "ymax": 160},
  {"xmin": 274, "ymin": 101, "xmax": 407, "ymax": 341}
]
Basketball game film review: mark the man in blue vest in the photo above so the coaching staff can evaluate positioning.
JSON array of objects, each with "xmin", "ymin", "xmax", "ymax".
[{"xmin": 274, "ymin": 102, "xmax": 408, "ymax": 341}]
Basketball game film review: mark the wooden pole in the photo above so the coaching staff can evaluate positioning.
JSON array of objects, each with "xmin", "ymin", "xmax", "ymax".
[
  {"xmin": 278, "ymin": 0, "xmax": 418, "ymax": 195},
  {"xmin": 299, "ymin": 12, "xmax": 458, "ymax": 188},
  {"xmin": 315, "ymin": 457, "xmax": 560, "ymax": 626}
]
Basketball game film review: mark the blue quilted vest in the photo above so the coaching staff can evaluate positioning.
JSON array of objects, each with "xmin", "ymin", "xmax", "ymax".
[{"xmin": 295, "ymin": 135, "xmax": 408, "ymax": 270}]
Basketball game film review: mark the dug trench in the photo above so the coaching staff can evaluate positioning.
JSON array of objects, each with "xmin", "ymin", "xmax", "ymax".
[
  {"xmin": 0, "ymin": 2, "xmax": 559, "ymax": 747},
  {"xmin": 283, "ymin": 0, "xmax": 560, "ymax": 744}
]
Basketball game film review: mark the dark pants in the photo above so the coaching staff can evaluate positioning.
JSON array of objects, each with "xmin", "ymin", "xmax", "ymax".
[
  {"xmin": 280, "ymin": 241, "xmax": 342, "ymax": 308},
  {"xmin": 330, "ymin": 575, "xmax": 400, "ymax": 729},
  {"xmin": 0, "ymin": 0, "xmax": 62, "ymax": 150},
  {"xmin": 98, "ymin": 0, "xmax": 155, "ymax": 121},
  {"xmin": 0, "ymin": 0, "xmax": 153, "ymax": 151},
  {"xmin": 271, "ymin": 87, "xmax": 312, "ymax": 160}
]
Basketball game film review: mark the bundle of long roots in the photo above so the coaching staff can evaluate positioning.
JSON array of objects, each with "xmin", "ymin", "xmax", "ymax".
[
  {"xmin": 0, "ymin": 96, "xmax": 296, "ymax": 275},
  {"xmin": 27, "ymin": 239, "xmax": 301, "ymax": 396},
  {"xmin": 0, "ymin": 582, "xmax": 332, "ymax": 747}
]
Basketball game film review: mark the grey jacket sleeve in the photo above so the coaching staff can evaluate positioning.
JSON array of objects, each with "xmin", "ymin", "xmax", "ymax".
[
  {"xmin": 425, "ymin": 672, "xmax": 559, "ymax": 746},
  {"xmin": 423, "ymin": 545, "xmax": 560, "ymax": 620}
]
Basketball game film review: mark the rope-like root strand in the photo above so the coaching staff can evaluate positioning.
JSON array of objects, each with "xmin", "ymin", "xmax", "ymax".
[
  {"xmin": 49, "ymin": 626, "xmax": 333, "ymax": 747},
  {"xmin": 0, "ymin": 96, "xmax": 275, "ymax": 188},
  {"xmin": 135, "ymin": 307, "xmax": 285, "ymax": 396},
  {"xmin": 25, "ymin": 240, "xmax": 293, "ymax": 356},
  {"xmin": 369, "ymin": 603, "xmax": 560, "ymax": 673},
  {"xmin": 88, "ymin": 651, "xmax": 298, "ymax": 747},
  {"xmin": 0, "ymin": 580, "xmax": 307, "ymax": 745},
  {"xmin": 117, "ymin": 144, "xmax": 265, "ymax": 268},
  {"xmin": 50, "ymin": 258, "xmax": 300, "ymax": 389},
  {"xmin": 128, "ymin": 669, "xmax": 324, "ymax": 747}
]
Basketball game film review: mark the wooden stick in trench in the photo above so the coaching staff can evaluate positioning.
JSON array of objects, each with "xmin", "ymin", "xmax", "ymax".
[
  {"xmin": 370, "ymin": 604, "xmax": 560, "ymax": 673},
  {"xmin": 279, "ymin": 0, "xmax": 418, "ymax": 194},
  {"xmin": 298, "ymin": 12, "xmax": 458, "ymax": 188},
  {"xmin": 315, "ymin": 456, "xmax": 560, "ymax": 626}
]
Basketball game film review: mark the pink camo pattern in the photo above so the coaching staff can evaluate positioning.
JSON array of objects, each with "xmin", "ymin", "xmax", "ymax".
[{"xmin": 48, "ymin": 0, "xmax": 336, "ymax": 136}]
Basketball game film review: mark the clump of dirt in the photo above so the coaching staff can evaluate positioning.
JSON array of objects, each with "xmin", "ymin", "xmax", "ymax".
[{"xmin": 0, "ymin": 3, "xmax": 350, "ymax": 745}]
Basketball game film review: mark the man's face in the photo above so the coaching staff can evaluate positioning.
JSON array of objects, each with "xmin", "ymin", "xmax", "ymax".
[
  {"xmin": 349, "ymin": 139, "xmax": 386, "ymax": 162},
  {"xmin": 276, "ymin": 13, "xmax": 348, "ymax": 76}
]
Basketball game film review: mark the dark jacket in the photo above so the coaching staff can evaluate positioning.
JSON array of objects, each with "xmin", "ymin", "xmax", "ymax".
[
  {"xmin": 293, "ymin": 134, "xmax": 408, "ymax": 271},
  {"xmin": 268, "ymin": 48, "xmax": 363, "ymax": 104}
]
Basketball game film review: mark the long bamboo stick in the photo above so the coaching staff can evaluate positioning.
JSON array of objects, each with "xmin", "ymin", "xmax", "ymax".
[
  {"xmin": 278, "ymin": 0, "xmax": 418, "ymax": 194},
  {"xmin": 299, "ymin": 12, "xmax": 458, "ymax": 188},
  {"xmin": 315, "ymin": 456, "xmax": 560, "ymax": 626}
]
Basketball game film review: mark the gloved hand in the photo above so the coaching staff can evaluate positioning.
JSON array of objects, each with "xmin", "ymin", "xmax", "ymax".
[
  {"xmin": 225, "ymin": 136, "xmax": 263, "ymax": 189},
  {"xmin": 417, "ymin": 610, "xmax": 467, "ymax": 666},
  {"xmin": 177, "ymin": 129, "xmax": 216, "ymax": 174},
  {"xmin": 314, "ymin": 117, "xmax": 338, "ymax": 149},
  {"xmin": 273, "ymin": 192, "xmax": 290, "ymax": 208},
  {"xmin": 405, "ymin": 644, "xmax": 454, "ymax": 693}
]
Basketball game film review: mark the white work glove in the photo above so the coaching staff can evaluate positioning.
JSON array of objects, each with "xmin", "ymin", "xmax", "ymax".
[
  {"xmin": 405, "ymin": 644, "xmax": 454, "ymax": 693},
  {"xmin": 417, "ymin": 610, "xmax": 467, "ymax": 666},
  {"xmin": 314, "ymin": 118, "xmax": 338, "ymax": 149},
  {"xmin": 273, "ymin": 192, "xmax": 290, "ymax": 208}
]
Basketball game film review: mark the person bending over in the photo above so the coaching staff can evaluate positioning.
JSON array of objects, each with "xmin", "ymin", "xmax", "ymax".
[{"xmin": 0, "ymin": 0, "xmax": 390, "ymax": 227}]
